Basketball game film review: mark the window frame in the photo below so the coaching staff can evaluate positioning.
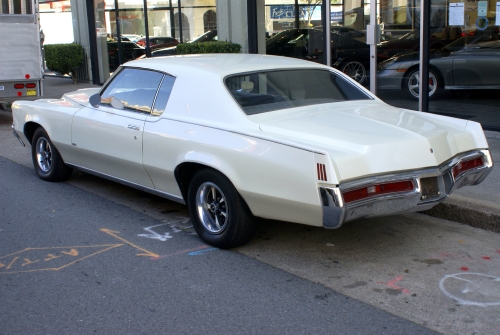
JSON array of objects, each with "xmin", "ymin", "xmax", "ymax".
[{"xmin": 98, "ymin": 66, "xmax": 176, "ymax": 117}]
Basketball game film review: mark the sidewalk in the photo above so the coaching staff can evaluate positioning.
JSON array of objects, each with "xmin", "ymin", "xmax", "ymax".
[{"xmin": 1, "ymin": 75, "xmax": 499, "ymax": 232}]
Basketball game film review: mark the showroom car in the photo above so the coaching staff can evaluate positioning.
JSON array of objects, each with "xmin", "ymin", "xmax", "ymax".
[
  {"xmin": 377, "ymin": 26, "xmax": 500, "ymax": 99},
  {"xmin": 12, "ymin": 54, "xmax": 493, "ymax": 248}
]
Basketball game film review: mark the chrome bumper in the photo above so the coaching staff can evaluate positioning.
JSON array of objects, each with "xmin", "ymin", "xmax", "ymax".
[
  {"xmin": 12, "ymin": 125, "xmax": 25, "ymax": 147},
  {"xmin": 320, "ymin": 149, "xmax": 493, "ymax": 228}
]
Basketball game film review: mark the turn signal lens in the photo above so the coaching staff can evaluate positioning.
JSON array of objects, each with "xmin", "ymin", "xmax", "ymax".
[
  {"xmin": 452, "ymin": 157, "xmax": 484, "ymax": 179},
  {"xmin": 14, "ymin": 84, "xmax": 25, "ymax": 89},
  {"xmin": 26, "ymin": 83, "xmax": 36, "ymax": 88},
  {"xmin": 342, "ymin": 180, "xmax": 414, "ymax": 204}
]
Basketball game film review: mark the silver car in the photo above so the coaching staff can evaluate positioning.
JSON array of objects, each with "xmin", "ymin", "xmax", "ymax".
[{"xmin": 377, "ymin": 27, "xmax": 500, "ymax": 100}]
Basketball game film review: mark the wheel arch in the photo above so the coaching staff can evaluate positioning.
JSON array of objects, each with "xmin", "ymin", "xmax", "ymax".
[
  {"xmin": 174, "ymin": 161, "xmax": 251, "ymax": 212},
  {"xmin": 24, "ymin": 121, "xmax": 43, "ymax": 145}
]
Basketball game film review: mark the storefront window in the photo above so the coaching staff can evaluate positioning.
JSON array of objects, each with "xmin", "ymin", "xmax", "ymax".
[
  {"xmin": 264, "ymin": 1, "xmax": 326, "ymax": 65},
  {"xmin": 376, "ymin": 0, "xmax": 500, "ymax": 131}
]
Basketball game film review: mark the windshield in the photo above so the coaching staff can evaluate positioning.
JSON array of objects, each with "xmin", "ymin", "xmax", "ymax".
[{"xmin": 225, "ymin": 69, "xmax": 372, "ymax": 115}]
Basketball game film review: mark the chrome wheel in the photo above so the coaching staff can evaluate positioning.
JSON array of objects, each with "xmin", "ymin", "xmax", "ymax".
[
  {"xmin": 35, "ymin": 136, "xmax": 53, "ymax": 173},
  {"xmin": 407, "ymin": 70, "xmax": 438, "ymax": 99},
  {"xmin": 195, "ymin": 182, "xmax": 229, "ymax": 234},
  {"xmin": 342, "ymin": 61, "xmax": 367, "ymax": 84}
]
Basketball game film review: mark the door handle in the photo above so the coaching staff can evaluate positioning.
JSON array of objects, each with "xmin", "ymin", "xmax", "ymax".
[{"xmin": 127, "ymin": 125, "xmax": 140, "ymax": 131}]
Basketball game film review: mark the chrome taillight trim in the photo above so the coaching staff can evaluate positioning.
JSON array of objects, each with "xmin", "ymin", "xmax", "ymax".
[{"xmin": 320, "ymin": 149, "xmax": 493, "ymax": 229}]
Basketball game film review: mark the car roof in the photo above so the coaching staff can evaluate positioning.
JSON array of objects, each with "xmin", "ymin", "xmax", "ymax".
[{"xmin": 125, "ymin": 53, "xmax": 328, "ymax": 78}]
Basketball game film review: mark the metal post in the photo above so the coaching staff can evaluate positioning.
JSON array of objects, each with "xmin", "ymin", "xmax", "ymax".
[
  {"xmin": 86, "ymin": 0, "xmax": 100, "ymax": 84},
  {"xmin": 114, "ymin": 0, "xmax": 122, "ymax": 66},
  {"xmin": 143, "ymin": 0, "xmax": 151, "ymax": 57},
  {"xmin": 247, "ymin": 0, "xmax": 258, "ymax": 53},
  {"xmin": 323, "ymin": 0, "xmax": 331, "ymax": 67},
  {"xmin": 295, "ymin": 0, "xmax": 299, "ymax": 28},
  {"xmin": 419, "ymin": 0, "xmax": 430, "ymax": 112},
  {"xmin": 368, "ymin": 0, "xmax": 378, "ymax": 94},
  {"xmin": 178, "ymin": 0, "xmax": 183, "ymax": 43}
]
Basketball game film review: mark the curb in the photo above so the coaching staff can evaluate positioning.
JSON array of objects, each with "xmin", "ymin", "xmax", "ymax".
[{"xmin": 421, "ymin": 197, "xmax": 500, "ymax": 233}]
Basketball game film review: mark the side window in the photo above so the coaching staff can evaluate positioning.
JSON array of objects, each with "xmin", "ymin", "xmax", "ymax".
[
  {"xmin": 101, "ymin": 68, "xmax": 163, "ymax": 113},
  {"xmin": 151, "ymin": 75, "xmax": 176, "ymax": 116}
]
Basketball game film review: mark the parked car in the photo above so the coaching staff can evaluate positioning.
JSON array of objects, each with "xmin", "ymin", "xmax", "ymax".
[
  {"xmin": 121, "ymin": 34, "xmax": 142, "ymax": 43},
  {"xmin": 266, "ymin": 28, "xmax": 372, "ymax": 84},
  {"xmin": 377, "ymin": 27, "xmax": 500, "ymax": 99},
  {"xmin": 136, "ymin": 36, "xmax": 179, "ymax": 50},
  {"xmin": 107, "ymin": 41, "xmax": 145, "ymax": 72},
  {"xmin": 12, "ymin": 55, "xmax": 492, "ymax": 248},
  {"xmin": 377, "ymin": 28, "xmax": 462, "ymax": 61},
  {"xmin": 149, "ymin": 30, "xmax": 218, "ymax": 57}
]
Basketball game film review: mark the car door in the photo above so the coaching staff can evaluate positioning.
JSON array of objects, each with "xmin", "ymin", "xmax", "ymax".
[
  {"xmin": 71, "ymin": 67, "xmax": 164, "ymax": 188},
  {"xmin": 451, "ymin": 34, "xmax": 500, "ymax": 87}
]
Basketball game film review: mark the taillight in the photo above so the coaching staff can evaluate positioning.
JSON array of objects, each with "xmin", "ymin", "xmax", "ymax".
[
  {"xmin": 26, "ymin": 83, "xmax": 36, "ymax": 88},
  {"xmin": 452, "ymin": 157, "xmax": 484, "ymax": 179},
  {"xmin": 14, "ymin": 84, "xmax": 25, "ymax": 89},
  {"xmin": 342, "ymin": 180, "xmax": 414, "ymax": 204}
]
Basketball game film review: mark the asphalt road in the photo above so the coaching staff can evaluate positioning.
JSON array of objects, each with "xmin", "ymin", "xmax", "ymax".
[
  {"xmin": 1, "ymin": 112, "xmax": 500, "ymax": 334},
  {"xmin": 0, "ymin": 156, "xmax": 436, "ymax": 334}
]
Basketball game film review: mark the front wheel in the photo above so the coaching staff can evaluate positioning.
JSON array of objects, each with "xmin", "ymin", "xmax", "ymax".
[
  {"xmin": 404, "ymin": 68, "xmax": 441, "ymax": 100},
  {"xmin": 31, "ymin": 128, "xmax": 73, "ymax": 182},
  {"xmin": 341, "ymin": 61, "xmax": 367, "ymax": 84},
  {"xmin": 187, "ymin": 169, "xmax": 257, "ymax": 249}
]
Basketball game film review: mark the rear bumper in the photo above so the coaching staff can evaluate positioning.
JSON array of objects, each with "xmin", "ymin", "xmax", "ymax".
[{"xmin": 320, "ymin": 149, "xmax": 493, "ymax": 228}]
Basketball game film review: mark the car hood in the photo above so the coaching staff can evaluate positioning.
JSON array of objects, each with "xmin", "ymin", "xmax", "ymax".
[{"xmin": 253, "ymin": 100, "xmax": 478, "ymax": 181}]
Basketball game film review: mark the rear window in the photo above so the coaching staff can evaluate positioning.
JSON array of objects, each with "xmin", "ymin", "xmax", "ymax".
[{"xmin": 225, "ymin": 69, "xmax": 372, "ymax": 115}]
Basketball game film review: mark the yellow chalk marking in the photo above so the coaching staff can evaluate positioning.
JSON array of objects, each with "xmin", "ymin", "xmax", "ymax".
[
  {"xmin": 21, "ymin": 258, "xmax": 39, "ymax": 267},
  {"xmin": 6, "ymin": 257, "xmax": 19, "ymax": 269},
  {"xmin": 100, "ymin": 228, "xmax": 159, "ymax": 258},
  {"xmin": 0, "ymin": 245, "xmax": 124, "ymax": 274},
  {"xmin": 61, "ymin": 249, "xmax": 79, "ymax": 256},
  {"xmin": 45, "ymin": 254, "xmax": 60, "ymax": 261}
]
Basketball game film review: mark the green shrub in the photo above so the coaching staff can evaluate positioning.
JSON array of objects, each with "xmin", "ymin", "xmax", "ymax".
[
  {"xmin": 176, "ymin": 41, "xmax": 241, "ymax": 55},
  {"xmin": 44, "ymin": 43, "xmax": 84, "ymax": 84}
]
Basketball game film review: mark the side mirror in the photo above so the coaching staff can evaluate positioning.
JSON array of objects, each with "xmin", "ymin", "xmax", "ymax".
[{"xmin": 89, "ymin": 93, "xmax": 101, "ymax": 108}]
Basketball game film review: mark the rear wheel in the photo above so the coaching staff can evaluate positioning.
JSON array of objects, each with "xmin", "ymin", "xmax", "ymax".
[
  {"xmin": 404, "ymin": 68, "xmax": 441, "ymax": 100},
  {"xmin": 341, "ymin": 61, "xmax": 367, "ymax": 84},
  {"xmin": 31, "ymin": 128, "xmax": 73, "ymax": 182},
  {"xmin": 187, "ymin": 169, "xmax": 257, "ymax": 249}
]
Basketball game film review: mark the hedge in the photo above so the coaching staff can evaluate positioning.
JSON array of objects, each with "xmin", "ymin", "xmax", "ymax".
[
  {"xmin": 44, "ymin": 43, "xmax": 84, "ymax": 84},
  {"xmin": 176, "ymin": 41, "xmax": 241, "ymax": 55}
]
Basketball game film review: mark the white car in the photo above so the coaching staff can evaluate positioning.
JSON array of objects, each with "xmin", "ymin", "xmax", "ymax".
[{"xmin": 11, "ymin": 54, "xmax": 493, "ymax": 248}]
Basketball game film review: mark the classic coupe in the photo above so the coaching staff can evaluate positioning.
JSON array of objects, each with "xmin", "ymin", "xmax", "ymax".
[{"xmin": 11, "ymin": 54, "xmax": 493, "ymax": 248}]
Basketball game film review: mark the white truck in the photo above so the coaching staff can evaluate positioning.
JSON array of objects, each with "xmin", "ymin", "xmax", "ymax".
[{"xmin": 0, "ymin": 0, "xmax": 43, "ymax": 99}]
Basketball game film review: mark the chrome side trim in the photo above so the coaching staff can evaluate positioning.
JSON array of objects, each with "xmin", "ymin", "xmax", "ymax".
[
  {"xmin": 67, "ymin": 164, "xmax": 186, "ymax": 205},
  {"xmin": 320, "ymin": 149, "xmax": 493, "ymax": 228},
  {"xmin": 12, "ymin": 125, "xmax": 25, "ymax": 147}
]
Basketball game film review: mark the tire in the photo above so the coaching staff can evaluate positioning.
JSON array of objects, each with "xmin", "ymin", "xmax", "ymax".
[
  {"xmin": 31, "ymin": 127, "xmax": 73, "ymax": 182},
  {"xmin": 341, "ymin": 61, "xmax": 367, "ymax": 84},
  {"xmin": 187, "ymin": 169, "xmax": 257, "ymax": 249},
  {"xmin": 404, "ymin": 68, "xmax": 442, "ymax": 100}
]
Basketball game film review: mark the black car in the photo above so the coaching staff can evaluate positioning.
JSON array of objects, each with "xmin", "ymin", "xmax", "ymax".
[
  {"xmin": 107, "ymin": 41, "xmax": 145, "ymax": 72},
  {"xmin": 266, "ymin": 28, "xmax": 371, "ymax": 84}
]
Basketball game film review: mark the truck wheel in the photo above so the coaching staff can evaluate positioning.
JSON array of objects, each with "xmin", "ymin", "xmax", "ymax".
[
  {"xmin": 31, "ymin": 128, "xmax": 73, "ymax": 182},
  {"xmin": 187, "ymin": 169, "xmax": 257, "ymax": 249}
]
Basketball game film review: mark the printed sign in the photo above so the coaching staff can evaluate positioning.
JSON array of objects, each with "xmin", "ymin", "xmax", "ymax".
[
  {"xmin": 497, "ymin": 2, "xmax": 500, "ymax": 26},
  {"xmin": 449, "ymin": 3, "xmax": 465, "ymax": 26},
  {"xmin": 478, "ymin": 1, "xmax": 488, "ymax": 16},
  {"xmin": 0, "ymin": 86, "xmax": 4, "ymax": 91}
]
